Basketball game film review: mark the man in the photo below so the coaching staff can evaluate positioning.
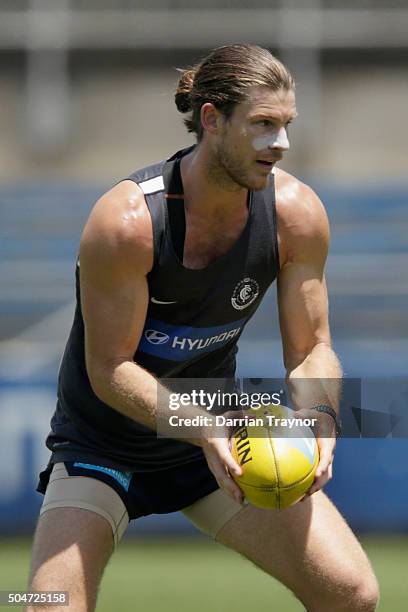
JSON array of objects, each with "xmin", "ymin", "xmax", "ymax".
[{"xmin": 28, "ymin": 44, "xmax": 379, "ymax": 611}]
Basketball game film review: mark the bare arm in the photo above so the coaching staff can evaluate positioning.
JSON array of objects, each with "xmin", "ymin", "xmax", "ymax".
[
  {"xmin": 80, "ymin": 180, "xmax": 242, "ymax": 499},
  {"xmin": 80, "ymin": 180, "xmax": 164, "ymax": 429},
  {"xmin": 276, "ymin": 172, "xmax": 342, "ymax": 492}
]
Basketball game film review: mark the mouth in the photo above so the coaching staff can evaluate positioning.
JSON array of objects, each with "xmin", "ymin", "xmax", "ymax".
[
  {"xmin": 256, "ymin": 158, "xmax": 281, "ymax": 169},
  {"xmin": 256, "ymin": 155, "xmax": 282, "ymax": 168}
]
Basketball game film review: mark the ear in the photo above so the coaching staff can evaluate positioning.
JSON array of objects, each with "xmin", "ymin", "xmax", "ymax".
[{"xmin": 200, "ymin": 103, "xmax": 222, "ymax": 136}]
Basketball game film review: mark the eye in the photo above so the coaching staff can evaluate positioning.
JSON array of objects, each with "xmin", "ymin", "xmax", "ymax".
[{"xmin": 258, "ymin": 119, "xmax": 274, "ymax": 127}]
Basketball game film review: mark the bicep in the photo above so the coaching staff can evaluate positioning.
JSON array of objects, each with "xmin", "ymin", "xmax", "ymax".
[
  {"xmin": 80, "ymin": 257, "xmax": 149, "ymax": 374},
  {"xmin": 79, "ymin": 191, "xmax": 152, "ymax": 377}
]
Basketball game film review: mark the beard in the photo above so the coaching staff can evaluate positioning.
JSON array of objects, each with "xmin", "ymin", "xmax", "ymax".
[{"xmin": 211, "ymin": 138, "xmax": 269, "ymax": 192}]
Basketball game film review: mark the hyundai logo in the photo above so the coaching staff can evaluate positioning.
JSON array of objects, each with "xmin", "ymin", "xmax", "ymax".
[{"xmin": 145, "ymin": 329, "xmax": 170, "ymax": 345}]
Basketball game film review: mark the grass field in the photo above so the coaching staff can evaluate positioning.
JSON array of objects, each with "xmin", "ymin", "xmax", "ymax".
[{"xmin": 1, "ymin": 536, "xmax": 407, "ymax": 611}]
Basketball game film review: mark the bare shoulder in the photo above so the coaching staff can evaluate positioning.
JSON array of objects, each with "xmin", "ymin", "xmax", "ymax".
[
  {"xmin": 80, "ymin": 179, "xmax": 154, "ymax": 276},
  {"xmin": 274, "ymin": 168, "xmax": 330, "ymax": 267}
]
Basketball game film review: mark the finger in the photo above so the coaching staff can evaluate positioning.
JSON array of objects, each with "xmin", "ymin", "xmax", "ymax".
[
  {"xmin": 208, "ymin": 437, "xmax": 243, "ymax": 477},
  {"xmin": 307, "ymin": 477, "xmax": 324, "ymax": 496},
  {"xmin": 207, "ymin": 457, "xmax": 243, "ymax": 503},
  {"xmin": 316, "ymin": 449, "xmax": 331, "ymax": 476},
  {"xmin": 315, "ymin": 442, "xmax": 333, "ymax": 478},
  {"xmin": 219, "ymin": 474, "xmax": 244, "ymax": 504},
  {"xmin": 308, "ymin": 477, "xmax": 326, "ymax": 496},
  {"xmin": 221, "ymin": 450, "xmax": 243, "ymax": 478},
  {"xmin": 308, "ymin": 464, "xmax": 333, "ymax": 496},
  {"xmin": 217, "ymin": 471, "xmax": 244, "ymax": 504}
]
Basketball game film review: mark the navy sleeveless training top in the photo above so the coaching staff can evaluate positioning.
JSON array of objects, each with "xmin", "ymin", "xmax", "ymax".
[{"xmin": 45, "ymin": 146, "xmax": 280, "ymax": 470}]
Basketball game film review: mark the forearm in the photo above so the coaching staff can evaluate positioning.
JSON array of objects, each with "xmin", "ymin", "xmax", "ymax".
[
  {"xmin": 285, "ymin": 342, "xmax": 342, "ymax": 413},
  {"xmin": 89, "ymin": 359, "xmax": 207, "ymax": 446}
]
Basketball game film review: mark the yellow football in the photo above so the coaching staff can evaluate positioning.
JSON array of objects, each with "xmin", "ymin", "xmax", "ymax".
[{"xmin": 231, "ymin": 405, "xmax": 319, "ymax": 509}]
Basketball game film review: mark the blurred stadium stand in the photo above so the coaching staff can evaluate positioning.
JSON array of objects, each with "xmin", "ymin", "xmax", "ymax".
[
  {"xmin": 0, "ymin": 0, "xmax": 407, "ymax": 534},
  {"xmin": 0, "ymin": 1, "xmax": 407, "ymax": 177}
]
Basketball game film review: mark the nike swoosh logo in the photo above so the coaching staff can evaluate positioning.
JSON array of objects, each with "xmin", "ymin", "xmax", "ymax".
[{"xmin": 151, "ymin": 297, "xmax": 178, "ymax": 305}]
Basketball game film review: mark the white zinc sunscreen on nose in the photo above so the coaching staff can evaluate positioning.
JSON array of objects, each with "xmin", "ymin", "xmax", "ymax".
[{"xmin": 252, "ymin": 128, "xmax": 290, "ymax": 151}]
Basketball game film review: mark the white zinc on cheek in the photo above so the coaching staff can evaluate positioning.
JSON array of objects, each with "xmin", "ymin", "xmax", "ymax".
[{"xmin": 252, "ymin": 127, "xmax": 290, "ymax": 151}]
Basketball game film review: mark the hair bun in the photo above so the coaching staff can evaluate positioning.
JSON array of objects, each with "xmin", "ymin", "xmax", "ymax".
[{"xmin": 175, "ymin": 68, "xmax": 195, "ymax": 113}]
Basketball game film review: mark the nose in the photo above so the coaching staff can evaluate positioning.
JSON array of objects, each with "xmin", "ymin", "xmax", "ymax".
[{"xmin": 270, "ymin": 126, "xmax": 290, "ymax": 151}]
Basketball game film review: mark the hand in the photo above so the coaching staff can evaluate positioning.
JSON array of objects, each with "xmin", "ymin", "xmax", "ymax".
[
  {"xmin": 307, "ymin": 431, "xmax": 335, "ymax": 496},
  {"xmin": 200, "ymin": 420, "xmax": 244, "ymax": 505},
  {"xmin": 296, "ymin": 409, "xmax": 337, "ymax": 498}
]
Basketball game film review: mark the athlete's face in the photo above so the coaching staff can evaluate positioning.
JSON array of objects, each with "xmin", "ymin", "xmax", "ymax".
[{"xmin": 213, "ymin": 87, "xmax": 297, "ymax": 191}]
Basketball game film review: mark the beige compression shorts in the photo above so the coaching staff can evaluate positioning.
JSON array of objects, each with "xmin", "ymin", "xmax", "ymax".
[{"xmin": 40, "ymin": 463, "xmax": 246, "ymax": 546}]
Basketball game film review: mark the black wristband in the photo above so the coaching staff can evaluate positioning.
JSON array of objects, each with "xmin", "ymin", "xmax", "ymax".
[{"xmin": 311, "ymin": 405, "xmax": 342, "ymax": 437}]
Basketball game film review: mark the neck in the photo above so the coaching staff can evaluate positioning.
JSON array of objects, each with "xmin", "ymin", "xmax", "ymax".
[{"xmin": 180, "ymin": 143, "xmax": 248, "ymax": 217}]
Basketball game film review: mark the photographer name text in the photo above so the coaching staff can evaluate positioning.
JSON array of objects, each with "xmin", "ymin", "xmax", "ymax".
[{"xmin": 168, "ymin": 415, "xmax": 317, "ymax": 428}]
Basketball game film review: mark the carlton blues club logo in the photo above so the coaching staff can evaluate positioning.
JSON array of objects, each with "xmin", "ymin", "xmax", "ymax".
[{"xmin": 231, "ymin": 277, "xmax": 260, "ymax": 310}]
